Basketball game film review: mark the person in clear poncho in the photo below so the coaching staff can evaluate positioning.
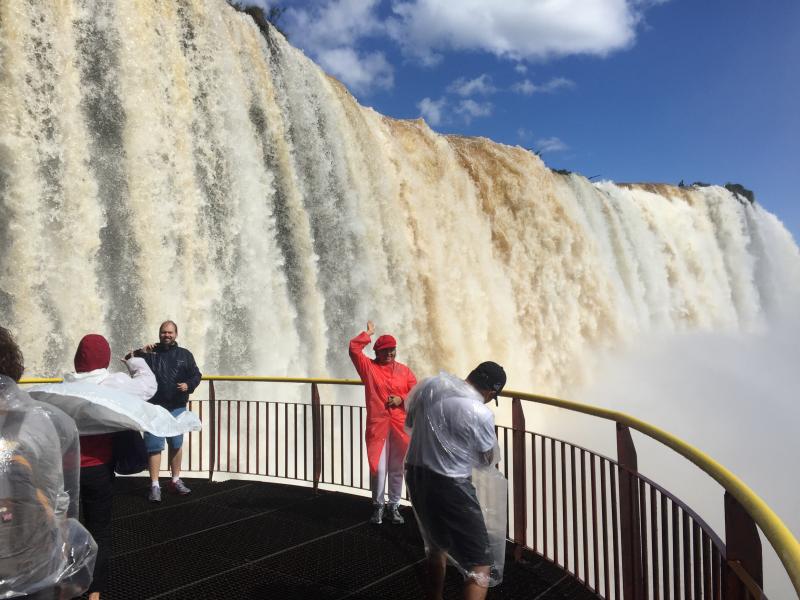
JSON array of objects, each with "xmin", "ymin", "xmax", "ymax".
[
  {"xmin": 405, "ymin": 362, "xmax": 508, "ymax": 600},
  {"xmin": 0, "ymin": 326, "xmax": 97, "ymax": 599}
]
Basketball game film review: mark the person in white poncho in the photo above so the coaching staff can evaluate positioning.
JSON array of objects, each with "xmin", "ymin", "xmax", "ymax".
[
  {"xmin": 405, "ymin": 361, "xmax": 508, "ymax": 600},
  {"xmin": 66, "ymin": 334, "xmax": 157, "ymax": 600},
  {"xmin": 28, "ymin": 333, "xmax": 202, "ymax": 599}
]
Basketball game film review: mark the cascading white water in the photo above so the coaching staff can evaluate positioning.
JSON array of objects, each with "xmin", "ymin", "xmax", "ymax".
[{"xmin": 1, "ymin": 0, "xmax": 798, "ymax": 398}]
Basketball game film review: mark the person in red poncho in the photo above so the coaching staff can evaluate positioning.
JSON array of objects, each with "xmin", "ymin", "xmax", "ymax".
[{"xmin": 349, "ymin": 321, "xmax": 417, "ymax": 525}]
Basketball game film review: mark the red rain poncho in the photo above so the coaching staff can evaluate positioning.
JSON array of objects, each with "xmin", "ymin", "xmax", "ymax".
[{"xmin": 349, "ymin": 331, "xmax": 417, "ymax": 475}]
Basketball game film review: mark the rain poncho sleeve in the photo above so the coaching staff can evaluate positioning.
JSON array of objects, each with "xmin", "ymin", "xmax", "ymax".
[
  {"xmin": 0, "ymin": 376, "xmax": 97, "ymax": 598},
  {"xmin": 114, "ymin": 357, "xmax": 158, "ymax": 398},
  {"xmin": 28, "ymin": 358, "xmax": 201, "ymax": 437},
  {"xmin": 349, "ymin": 332, "xmax": 417, "ymax": 474},
  {"xmin": 348, "ymin": 332, "xmax": 379, "ymax": 383},
  {"xmin": 404, "ymin": 373, "xmax": 507, "ymax": 587}
]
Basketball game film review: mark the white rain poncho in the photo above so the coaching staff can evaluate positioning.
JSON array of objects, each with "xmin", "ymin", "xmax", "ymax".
[
  {"xmin": 0, "ymin": 375, "xmax": 97, "ymax": 598},
  {"xmin": 404, "ymin": 372, "xmax": 507, "ymax": 587},
  {"xmin": 28, "ymin": 358, "xmax": 201, "ymax": 437}
]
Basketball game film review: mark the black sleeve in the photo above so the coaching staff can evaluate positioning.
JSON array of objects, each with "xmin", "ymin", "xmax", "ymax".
[
  {"xmin": 133, "ymin": 349, "xmax": 154, "ymax": 367},
  {"xmin": 185, "ymin": 350, "xmax": 202, "ymax": 393}
]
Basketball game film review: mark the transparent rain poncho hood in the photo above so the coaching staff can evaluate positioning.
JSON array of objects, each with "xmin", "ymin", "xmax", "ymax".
[
  {"xmin": 0, "ymin": 375, "xmax": 97, "ymax": 598},
  {"xmin": 405, "ymin": 372, "xmax": 507, "ymax": 587},
  {"xmin": 28, "ymin": 358, "xmax": 201, "ymax": 436}
]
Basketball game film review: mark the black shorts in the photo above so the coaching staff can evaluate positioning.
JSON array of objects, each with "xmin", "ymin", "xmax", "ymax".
[{"xmin": 405, "ymin": 464, "xmax": 492, "ymax": 569}]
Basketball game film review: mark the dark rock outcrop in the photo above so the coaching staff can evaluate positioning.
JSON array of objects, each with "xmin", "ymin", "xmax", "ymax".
[{"xmin": 724, "ymin": 182, "xmax": 756, "ymax": 204}]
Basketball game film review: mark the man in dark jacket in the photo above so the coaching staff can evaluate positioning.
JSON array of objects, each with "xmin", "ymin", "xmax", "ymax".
[{"xmin": 131, "ymin": 321, "xmax": 201, "ymax": 502}]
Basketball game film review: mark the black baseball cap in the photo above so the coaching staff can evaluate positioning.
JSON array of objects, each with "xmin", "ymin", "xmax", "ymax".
[{"xmin": 468, "ymin": 361, "xmax": 507, "ymax": 396}]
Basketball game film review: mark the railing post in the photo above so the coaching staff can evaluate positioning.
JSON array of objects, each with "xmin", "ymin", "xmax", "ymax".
[
  {"xmin": 617, "ymin": 423, "xmax": 644, "ymax": 599},
  {"xmin": 208, "ymin": 380, "xmax": 216, "ymax": 481},
  {"xmin": 512, "ymin": 398, "xmax": 527, "ymax": 561},
  {"xmin": 723, "ymin": 491, "xmax": 764, "ymax": 599},
  {"xmin": 311, "ymin": 383, "xmax": 322, "ymax": 494}
]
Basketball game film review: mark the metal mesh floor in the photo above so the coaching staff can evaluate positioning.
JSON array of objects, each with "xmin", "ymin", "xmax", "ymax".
[{"xmin": 90, "ymin": 477, "xmax": 600, "ymax": 599}]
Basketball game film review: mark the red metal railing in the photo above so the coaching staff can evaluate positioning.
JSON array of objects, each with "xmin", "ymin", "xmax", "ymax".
[
  {"xmin": 495, "ymin": 405, "xmax": 764, "ymax": 599},
  {"xmin": 174, "ymin": 380, "xmax": 770, "ymax": 599}
]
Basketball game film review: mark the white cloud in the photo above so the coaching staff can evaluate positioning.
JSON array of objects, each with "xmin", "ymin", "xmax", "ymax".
[
  {"xmin": 277, "ymin": 0, "xmax": 659, "ymax": 95},
  {"xmin": 283, "ymin": 0, "xmax": 393, "ymax": 95},
  {"xmin": 517, "ymin": 127, "xmax": 533, "ymax": 140},
  {"xmin": 389, "ymin": 0, "xmax": 643, "ymax": 63},
  {"xmin": 516, "ymin": 131, "xmax": 568, "ymax": 153},
  {"xmin": 285, "ymin": 0, "xmax": 383, "ymax": 51},
  {"xmin": 535, "ymin": 137, "xmax": 569, "ymax": 153},
  {"xmin": 512, "ymin": 77, "xmax": 576, "ymax": 95},
  {"xmin": 417, "ymin": 97, "xmax": 447, "ymax": 126},
  {"xmin": 317, "ymin": 48, "xmax": 394, "ymax": 94},
  {"xmin": 513, "ymin": 80, "xmax": 537, "ymax": 95},
  {"xmin": 447, "ymin": 74, "xmax": 497, "ymax": 96},
  {"xmin": 538, "ymin": 77, "xmax": 576, "ymax": 92},
  {"xmin": 456, "ymin": 99, "xmax": 493, "ymax": 123},
  {"xmin": 418, "ymin": 96, "xmax": 492, "ymax": 126}
]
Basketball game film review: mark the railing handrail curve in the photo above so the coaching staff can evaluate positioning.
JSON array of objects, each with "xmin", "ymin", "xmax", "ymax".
[
  {"xmin": 504, "ymin": 387, "xmax": 800, "ymax": 597},
  {"xmin": 18, "ymin": 374, "xmax": 799, "ymax": 596}
]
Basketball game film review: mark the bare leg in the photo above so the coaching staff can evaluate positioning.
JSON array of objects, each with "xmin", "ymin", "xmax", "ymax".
[
  {"xmin": 88, "ymin": 593, "xmax": 100, "ymax": 600},
  {"xmin": 148, "ymin": 453, "xmax": 161, "ymax": 484},
  {"xmin": 426, "ymin": 552, "xmax": 447, "ymax": 600},
  {"xmin": 463, "ymin": 565, "xmax": 491, "ymax": 600},
  {"xmin": 168, "ymin": 445, "xmax": 183, "ymax": 479}
]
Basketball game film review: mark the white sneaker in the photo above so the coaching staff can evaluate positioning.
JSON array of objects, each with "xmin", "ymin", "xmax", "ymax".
[
  {"xmin": 169, "ymin": 478, "xmax": 191, "ymax": 495},
  {"xmin": 369, "ymin": 503, "xmax": 384, "ymax": 524},
  {"xmin": 386, "ymin": 503, "xmax": 404, "ymax": 525}
]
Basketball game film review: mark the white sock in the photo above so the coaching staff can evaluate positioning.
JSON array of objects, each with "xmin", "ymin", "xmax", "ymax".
[
  {"xmin": 151, "ymin": 481, "xmax": 160, "ymax": 488},
  {"xmin": 172, "ymin": 476, "xmax": 180, "ymax": 483}
]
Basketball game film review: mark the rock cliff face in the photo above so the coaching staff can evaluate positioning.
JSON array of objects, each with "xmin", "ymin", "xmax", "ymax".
[{"xmin": 1, "ymin": 1, "xmax": 798, "ymax": 391}]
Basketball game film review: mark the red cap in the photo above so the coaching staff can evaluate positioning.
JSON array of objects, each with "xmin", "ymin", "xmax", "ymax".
[
  {"xmin": 373, "ymin": 335, "xmax": 397, "ymax": 351},
  {"xmin": 74, "ymin": 334, "xmax": 111, "ymax": 373}
]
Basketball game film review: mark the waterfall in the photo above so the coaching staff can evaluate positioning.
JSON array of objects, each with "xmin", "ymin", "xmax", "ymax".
[{"xmin": 1, "ymin": 0, "xmax": 798, "ymax": 394}]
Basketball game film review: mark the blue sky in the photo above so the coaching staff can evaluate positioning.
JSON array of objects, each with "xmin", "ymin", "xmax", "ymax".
[{"xmin": 242, "ymin": 0, "xmax": 800, "ymax": 242}]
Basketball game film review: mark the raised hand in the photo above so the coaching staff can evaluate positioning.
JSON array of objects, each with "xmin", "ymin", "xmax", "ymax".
[{"xmin": 366, "ymin": 320, "xmax": 375, "ymax": 336}]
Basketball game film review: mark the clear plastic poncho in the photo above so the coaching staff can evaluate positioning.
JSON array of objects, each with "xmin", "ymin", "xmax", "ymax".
[
  {"xmin": 28, "ymin": 382, "xmax": 202, "ymax": 437},
  {"xmin": 0, "ymin": 375, "xmax": 97, "ymax": 598},
  {"xmin": 404, "ymin": 372, "xmax": 507, "ymax": 587}
]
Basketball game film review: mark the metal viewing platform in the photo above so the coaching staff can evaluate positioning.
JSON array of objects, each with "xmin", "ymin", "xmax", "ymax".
[{"xmin": 100, "ymin": 477, "xmax": 597, "ymax": 599}]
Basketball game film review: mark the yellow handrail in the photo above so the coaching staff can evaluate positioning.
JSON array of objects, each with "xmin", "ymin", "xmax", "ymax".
[
  {"xmin": 503, "ymin": 388, "xmax": 800, "ymax": 598},
  {"xmin": 17, "ymin": 375, "xmax": 364, "ymax": 386},
  {"xmin": 203, "ymin": 375, "xmax": 364, "ymax": 385},
  {"xmin": 17, "ymin": 374, "xmax": 799, "ymax": 595}
]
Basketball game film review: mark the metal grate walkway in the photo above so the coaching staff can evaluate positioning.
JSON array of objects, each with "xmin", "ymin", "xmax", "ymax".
[{"xmin": 94, "ymin": 477, "xmax": 600, "ymax": 599}]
